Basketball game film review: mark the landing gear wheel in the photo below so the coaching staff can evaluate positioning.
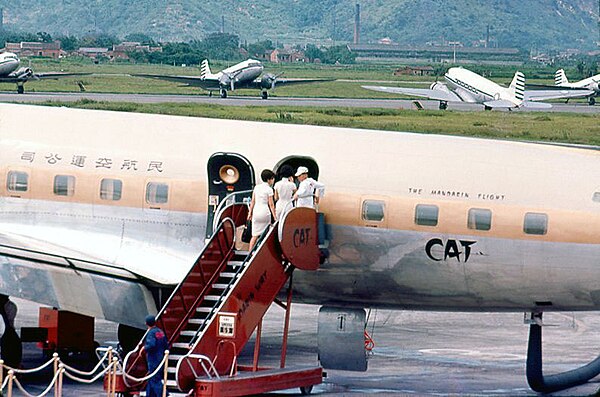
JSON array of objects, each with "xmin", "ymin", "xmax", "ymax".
[
  {"xmin": 2, "ymin": 327, "xmax": 22, "ymax": 367},
  {"xmin": 209, "ymin": 91, "xmax": 213, "ymax": 97},
  {"xmin": 589, "ymin": 97, "xmax": 596, "ymax": 106},
  {"xmin": 439, "ymin": 101, "xmax": 448, "ymax": 110},
  {"xmin": 484, "ymin": 105, "xmax": 492, "ymax": 111},
  {"xmin": 261, "ymin": 91, "xmax": 268, "ymax": 100},
  {"xmin": 220, "ymin": 90, "xmax": 228, "ymax": 99},
  {"xmin": 300, "ymin": 385, "xmax": 313, "ymax": 395},
  {"xmin": 118, "ymin": 323, "xmax": 145, "ymax": 354},
  {"xmin": 17, "ymin": 85, "xmax": 24, "ymax": 94}
]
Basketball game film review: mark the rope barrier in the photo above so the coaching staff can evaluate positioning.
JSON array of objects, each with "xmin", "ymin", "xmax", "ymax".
[
  {"xmin": 60, "ymin": 347, "xmax": 112, "ymax": 376},
  {"xmin": 11, "ymin": 367, "xmax": 61, "ymax": 397},
  {"xmin": 2, "ymin": 354, "xmax": 57, "ymax": 374},
  {"xmin": 62, "ymin": 364, "xmax": 111, "ymax": 384},
  {"xmin": 121, "ymin": 350, "xmax": 170, "ymax": 383}
]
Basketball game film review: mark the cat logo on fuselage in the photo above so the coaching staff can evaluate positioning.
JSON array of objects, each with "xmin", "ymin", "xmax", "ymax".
[{"xmin": 425, "ymin": 238, "xmax": 476, "ymax": 262}]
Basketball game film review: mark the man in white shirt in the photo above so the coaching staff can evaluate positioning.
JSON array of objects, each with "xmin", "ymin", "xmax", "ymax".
[{"xmin": 293, "ymin": 166, "xmax": 325, "ymax": 209}]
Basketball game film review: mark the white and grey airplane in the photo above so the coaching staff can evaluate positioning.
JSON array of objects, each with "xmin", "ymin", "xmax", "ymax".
[
  {"xmin": 3, "ymin": 103, "xmax": 600, "ymax": 393},
  {"xmin": 363, "ymin": 67, "xmax": 594, "ymax": 110},
  {"xmin": 0, "ymin": 51, "xmax": 88, "ymax": 94},
  {"xmin": 554, "ymin": 68, "xmax": 600, "ymax": 105},
  {"xmin": 134, "ymin": 58, "xmax": 329, "ymax": 99}
]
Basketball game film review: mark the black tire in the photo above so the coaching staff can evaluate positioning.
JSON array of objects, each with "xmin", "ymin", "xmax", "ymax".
[
  {"xmin": 589, "ymin": 97, "xmax": 596, "ymax": 106},
  {"xmin": 17, "ymin": 85, "xmax": 24, "ymax": 94},
  {"xmin": 261, "ymin": 91, "xmax": 268, "ymax": 99},
  {"xmin": 300, "ymin": 385, "xmax": 313, "ymax": 395},
  {"xmin": 117, "ymin": 324, "xmax": 145, "ymax": 354},
  {"xmin": 484, "ymin": 105, "xmax": 492, "ymax": 111},
  {"xmin": 220, "ymin": 90, "xmax": 228, "ymax": 98},
  {"xmin": 439, "ymin": 102, "xmax": 448, "ymax": 110},
  {"xmin": 1, "ymin": 327, "xmax": 22, "ymax": 367}
]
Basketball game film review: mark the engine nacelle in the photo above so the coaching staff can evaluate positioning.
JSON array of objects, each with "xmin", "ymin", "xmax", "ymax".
[
  {"xmin": 14, "ymin": 67, "xmax": 33, "ymax": 79},
  {"xmin": 260, "ymin": 74, "xmax": 276, "ymax": 90},
  {"xmin": 430, "ymin": 81, "xmax": 452, "ymax": 93},
  {"xmin": 317, "ymin": 306, "xmax": 368, "ymax": 371}
]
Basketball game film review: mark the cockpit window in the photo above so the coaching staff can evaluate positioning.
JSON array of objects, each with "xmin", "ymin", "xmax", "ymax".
[
  {"xmin": 592, "ymin": 192, "xmax": 600, "ymax": 202},
  {"xmin": 7, "ymin": 171, "xmax": 28, "ymax": 192}
]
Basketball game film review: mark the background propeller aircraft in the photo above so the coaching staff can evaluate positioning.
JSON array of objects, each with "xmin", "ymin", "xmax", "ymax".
[
  {"xmin": 0, "ymin": 51, "xmax": 88, "ymax": 94},
  {"xmin": 134, "ymin": 58, "xmax": 329, "ymax": 99},
  {"xmin": 363, "ymin": 67, "xmax": 593, "ymax": 110}
]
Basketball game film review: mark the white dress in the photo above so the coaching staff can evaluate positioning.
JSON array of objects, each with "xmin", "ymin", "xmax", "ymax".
[
  {"xmin": 274, "ymin": 179, "xmax": 296, "ymax": 219},
  {"xmin": 251, "ymin": 183, "xmax": 273, "ymax": 236}
]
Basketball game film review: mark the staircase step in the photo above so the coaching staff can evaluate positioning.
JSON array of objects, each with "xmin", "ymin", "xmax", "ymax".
[
  {"xmin": 189, "ymin": 318, "xmax": 207, "ymax": 326},
  {"xmin": 212, "ymin": 283, "xmax": 229, "ymax": 289},
  {"xmin": 228, "ymin": 260, "xmax": 244, "ymax": 267},
  {"xmin": 196, "ymin": 307, "xmax": 212, "ymax": 313},
  {"xmin": 172, "ymin": 342, "xmax": 191, "ymax": 349},
  {"xmin": 204, "ymin": 295, "xmax": 221, "ymax": 301},
  {"xmin": 221, "ymin": 272, "xmax": 236, "ymax": 278}
]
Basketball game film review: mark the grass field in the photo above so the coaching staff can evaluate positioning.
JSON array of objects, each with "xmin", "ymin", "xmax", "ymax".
[
  {"xmin": 38, "ymin": 100, "xmax": 600, "ymax": 146},
  {"xmin": 0, "ymin": 57, "xmax": 566, "ymax": 100}
]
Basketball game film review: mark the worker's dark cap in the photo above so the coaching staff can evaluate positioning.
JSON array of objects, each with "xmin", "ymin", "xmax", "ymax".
[{"xmin": 145, "ymin": 315, "xmax": 156, "ymax": 326}]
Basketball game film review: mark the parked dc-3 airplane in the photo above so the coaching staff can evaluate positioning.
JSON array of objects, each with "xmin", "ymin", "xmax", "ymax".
[
  {"xmin": 554, "ymin": 68, "xmax": 600, "ymax": 105},
  {"xmin": 0, "ymin": 52, "xmax": 88, "ymax": 93},
  {"xmin": 2, "ymin": 103, "xmax": 600, "ymax": 393},
  {"xmin": 363, "ymin": 66, "xmax": 593, "ymax": 110},
  {"xmin": 134, "ymin": 58, "xmax": 329, "ymax": 99}
]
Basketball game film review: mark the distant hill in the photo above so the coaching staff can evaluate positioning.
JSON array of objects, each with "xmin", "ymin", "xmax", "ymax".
[{"xmin": 0, "ymin": 0, "xmax": 598, "ymax": 51}]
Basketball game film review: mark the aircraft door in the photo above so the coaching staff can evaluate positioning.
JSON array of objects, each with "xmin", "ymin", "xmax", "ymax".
[{"xmin": 206, "ymin": 152, "xmax": 255, "ymax": 238}]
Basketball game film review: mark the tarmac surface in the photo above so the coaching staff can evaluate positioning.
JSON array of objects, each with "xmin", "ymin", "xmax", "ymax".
[
  {"xmin": 7, "ymin": 298, "xmax": 600, "ymax": 396},
  {"xmin": 1, "ymin": 91, "xmax": 600, "ymax": 113}
]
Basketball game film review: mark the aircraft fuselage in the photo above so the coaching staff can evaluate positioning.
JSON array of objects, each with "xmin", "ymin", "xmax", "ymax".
[
  {"xmin": 1, "ymin": 104, "xmax": 600, "ymax": 328},
  {"xmin": 0, "ymin": 52, "xmax": 20, "ymax": 77}
]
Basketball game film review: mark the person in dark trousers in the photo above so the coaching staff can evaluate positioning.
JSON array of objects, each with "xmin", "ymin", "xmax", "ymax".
[{"xmin": 140, "ymin": 315, "xmax": 168, "ymax": 397}]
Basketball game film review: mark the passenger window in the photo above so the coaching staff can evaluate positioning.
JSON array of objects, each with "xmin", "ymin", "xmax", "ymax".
[
  {"xmin": 593, "ymin": 192, "xmax": 600, "ymax": 202},
  {"xmin": 100, "ymin": 179, "xmax": 123, "ymax": 201},
  {"xmin": 415, "ymin": 204, "xmax": 438, "ymax": 226},
  {"xmin": 468, "ymin": 208, "xmax": 492, "ymax": 231},
  {"xmin": 53, "ymin": 175, "xmax": 75, "ymax": 196},
  {"xmin": 524, "ymin": 212, "xmax": 547, "ymax": 235},
  {"xmin": 6, "ymin": 171, "xmax": 28, "ymax": 192},
  {"xmin": 362, "ymin": 200, "xmax": 385, "ymax": 221},
  {"xmin": 146, "ymin": 182, "xmax": 168, "ymax": 204}
]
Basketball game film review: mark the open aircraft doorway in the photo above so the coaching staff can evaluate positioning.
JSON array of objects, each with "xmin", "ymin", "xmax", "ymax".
[
  {"xmin": 274, "ymin": 156, "xmax": 319, "ymax": 181},
  {"xmin": 206, "ymin": 153, "xmax": 255, "ymax": 238}
]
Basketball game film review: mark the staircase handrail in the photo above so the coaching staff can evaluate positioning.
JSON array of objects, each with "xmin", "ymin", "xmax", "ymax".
[
  {"xmin": 186, "ymin": 221, "xmax": 277, "ymax": 348},
  {"xmin": 212, "ymin": 189, "xmax": 252, "ymax": 233},
  {"xmin": 182, "ymin": 354, "xmax": 221, "ymax": 380},
  {"xmin": 122, "ymin": 217, "xmax": 237, "ymax": 387}
]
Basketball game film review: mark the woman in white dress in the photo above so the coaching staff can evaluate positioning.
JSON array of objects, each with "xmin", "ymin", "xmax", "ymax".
[
  {"xmin": 274, "ymin": 165, "xmax": 297, "ymax": 220},
  {"xmin": 247, "ymin": 169, "xmax": 276, "ymax": 251}
]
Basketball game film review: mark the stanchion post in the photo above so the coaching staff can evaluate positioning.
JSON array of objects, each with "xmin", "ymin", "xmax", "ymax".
[
  {"xmin": 7, "ymin": 369, "xmax": 13, "ymax": 397},
  {"xmin": 111, "ymin": 357, "xmax": 118, "ymax": 397},
  {"xmin": 53, "ymin": 352, "xmax": 59, "ymax": 397},
  {"xmin": 162, "ymin": 350, "xmax": 169, "ymax": 397},
  {"xmin": 0, "ymin": 358, "xmax": 4, "ymax": 390},
  {"xmin": 57, "ymin": 366, "xmax": 64, "ymax": 397},
  {"xmin": 106, "ymin": 347, "xmax": 113, "ymax": 397}
]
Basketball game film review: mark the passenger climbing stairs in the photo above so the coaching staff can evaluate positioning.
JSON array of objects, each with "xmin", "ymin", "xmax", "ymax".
[{"xmin": 117, "ymin": 203, "xmax": 323, "ymax": 396}]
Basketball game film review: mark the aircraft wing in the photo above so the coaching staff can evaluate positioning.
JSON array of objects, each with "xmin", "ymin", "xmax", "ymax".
[
  {"xmin": 362, "ymin": 85, "xmax": 462, "ymax": 102},
  {"xmin": 524, "ymin": 88, "xmax": 594, "ymax": 102},
  {"xmin": 246, "ymin": 77, "xmax": 333, "ymax": 89},
  {"xmin": 0, "ymin": 72, "xmax": 90, "ymax": 83},
  {"xmin": 0, "ymin": 231, "xmax": 157, "ymax": 327},
  {"xmin": 132, "ymin": 74, "xmax": 221, "ymax": 90}
]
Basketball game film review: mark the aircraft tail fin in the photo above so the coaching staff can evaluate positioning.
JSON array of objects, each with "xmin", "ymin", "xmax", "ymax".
[
  {"xmin": 509, "ymin": 71, "xmax": 525, "ymax": 104},
  {"xmin": 200, "ymin": 59, "xmax": 212, "ymax": 79},
  {"xmin": 555, "ymin": 69, "xmax": 569, "ymax": 86}
]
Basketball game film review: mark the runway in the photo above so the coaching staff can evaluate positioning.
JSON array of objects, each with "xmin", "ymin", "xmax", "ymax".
[
  {"xmin": 1, "ymin": 91, "xmax": 599, "ymax": 113},
  {"xmin": 9, "ymin": 298, "xmax": 600, "ymax": 396}
]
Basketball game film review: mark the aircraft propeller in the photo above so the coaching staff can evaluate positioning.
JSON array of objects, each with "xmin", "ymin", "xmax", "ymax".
[{"xmin": 261, "ymin": 72, "xmax": 284, "ymax": 91}]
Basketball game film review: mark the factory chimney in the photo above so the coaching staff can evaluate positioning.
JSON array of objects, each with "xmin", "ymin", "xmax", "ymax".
[{"xmin": 353, "ymin": 3, "xmax": 360, "ymax": 44}]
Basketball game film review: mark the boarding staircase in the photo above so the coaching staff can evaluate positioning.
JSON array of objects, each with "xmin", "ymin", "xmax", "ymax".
[{"xmin": 121, "ymin": 202, "xmax": 321, "ymax": 395}]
